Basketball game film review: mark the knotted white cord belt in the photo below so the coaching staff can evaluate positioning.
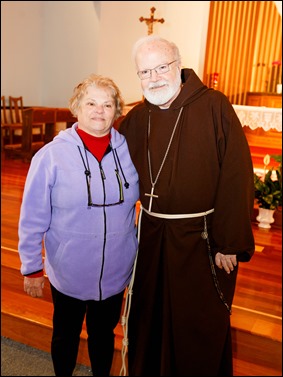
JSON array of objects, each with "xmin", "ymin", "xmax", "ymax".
[
  {"xmin": 119, "ymin": 205, "xmax": 215, "ymax": 376},
  {"xmin": 142, "ymin": 206, "xmax": 215, "ymax": 219}
]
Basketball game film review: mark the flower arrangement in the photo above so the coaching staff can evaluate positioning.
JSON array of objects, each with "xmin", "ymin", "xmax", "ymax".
[{"xmin": 254, "ymin": 154, "xmax": 282, "ymax": 210}]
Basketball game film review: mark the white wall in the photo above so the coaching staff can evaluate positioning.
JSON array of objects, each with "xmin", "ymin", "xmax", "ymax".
[
  {"xmin": 1, "ymin": 1, "xmax": 43, "ymax": 105},
  {"xmin": 42, "ymin": 1, "xmax": 100, "ymax": 107},
  {"xmin": 1, "ymin": 1, "xmax": 210, "ymax": 107},
  {"xmin": 97, "ymin": 1, "xmax": 210, "ymax": 103}
]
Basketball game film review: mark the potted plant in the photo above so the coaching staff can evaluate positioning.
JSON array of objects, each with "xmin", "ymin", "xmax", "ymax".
[{"xmin": 254, "ymin": 154, "xmax": 282, "ymax": 228}]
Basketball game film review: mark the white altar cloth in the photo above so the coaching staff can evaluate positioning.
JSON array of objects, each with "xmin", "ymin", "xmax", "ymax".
[
  {"xmin": 124, "ymin": 103, "xmax": 282, "ymax": 132},
  {"xmin": 232, "ymin": 105, "xmax": 282, "ymax": 132}
]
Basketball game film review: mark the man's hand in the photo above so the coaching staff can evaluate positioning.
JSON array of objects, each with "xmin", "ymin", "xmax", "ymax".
[
  {"xmin": 24, "ymin": 276, "xmax": 45, "ymax": 298},
  {"xmin": 215, "ymin": 253, "xmax": 237, "ymax": 274}
]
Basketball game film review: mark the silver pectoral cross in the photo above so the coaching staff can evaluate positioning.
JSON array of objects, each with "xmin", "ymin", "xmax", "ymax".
[{"xmin": 144, "ymin": 186, "xmax": 158, "ymax": 211}]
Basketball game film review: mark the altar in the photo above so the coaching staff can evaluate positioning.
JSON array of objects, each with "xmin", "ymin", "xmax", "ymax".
[
  {"xmin": 232, "ymin": 105, "xmax": 282, "ymax": 169},
  {"xmin": 232, "ymin": 105, "xmax": 282, "ymax": 132}
]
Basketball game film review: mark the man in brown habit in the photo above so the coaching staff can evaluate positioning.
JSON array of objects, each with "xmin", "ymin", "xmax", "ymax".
[{"xmin": 119, "ymin": 35, "xmax": 255, "ymax": 376}]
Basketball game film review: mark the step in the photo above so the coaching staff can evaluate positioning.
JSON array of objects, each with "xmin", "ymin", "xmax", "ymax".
[
  {"xmin": 1, "ymin": 288, "xmax": 125, "ymax": 376},
  {"xmin": 2, "ymin": 247, "xmax": 282, "ymax": 375},
  {"xmin": 1, "ymin": 246, "xmax": 128, "ymax": 306},
  {"xmin": 2, "ymin": 287, "xmax": 281, "ymax": 376},
  {"xmin": 1, "ymin": 246, "xmax": 52, "ymax": 302},
  {"xmin": 3, "ymin": 247, "xmax": 281, "ymax": 338},
  {"xmin": 1, "ymin": 247, "xmax": 126, "ymax": 375},
  {"xmin": 231, "ymin": 306, "xmax": 282, "ymax": 373},
  {"xmin": 1, "ymin": 247, "xmax": 126, "ymax": 344}
]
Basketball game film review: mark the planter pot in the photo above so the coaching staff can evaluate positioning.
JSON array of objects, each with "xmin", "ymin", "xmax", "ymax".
[{"xmin": 256, "ymin": 208, "xmax": 275, "ymax": 229}]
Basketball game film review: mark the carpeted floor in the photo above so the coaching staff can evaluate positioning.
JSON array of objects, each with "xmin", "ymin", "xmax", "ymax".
[{"xmin": 1, "ymin": 336, "xmax": 93, "ymax": 376}]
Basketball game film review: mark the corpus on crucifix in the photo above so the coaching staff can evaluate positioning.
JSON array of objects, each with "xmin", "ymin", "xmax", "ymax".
[{"xmin": 139, "ymin": 7, "xmax": 165, "ymax": 35}]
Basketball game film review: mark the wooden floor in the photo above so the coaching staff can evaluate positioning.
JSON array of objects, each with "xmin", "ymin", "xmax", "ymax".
[{"xmin": 1, "ymin": 153, "xmax": 282, "ymax": 376}]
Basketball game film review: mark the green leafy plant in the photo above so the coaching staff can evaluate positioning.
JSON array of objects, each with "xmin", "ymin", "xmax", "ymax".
[{"xmin": 254, "ymin": 154, "xmax": 282, "ymax": 210}]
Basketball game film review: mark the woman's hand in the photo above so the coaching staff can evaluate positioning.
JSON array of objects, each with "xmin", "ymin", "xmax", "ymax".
[{"xmin": 24, "ymin": 276, "xmax": 45, "ymax": 298}]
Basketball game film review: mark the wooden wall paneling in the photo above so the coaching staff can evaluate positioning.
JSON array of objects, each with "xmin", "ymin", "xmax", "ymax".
[
  {"xmin": 258, "ymin": 2, "xmax": 269, "ymax": 92},
  {"xmin": 203, "ymin": 1, "xmax": 216, "ymax": 86},
  {"xmin": 210, "ymin": 1, "xmax": 219, "ymax": 84},
  {"xmin": 228, "ymin": 1, "xmax": 235, "ymax": 97},
  {"xmin": 265, "ymin": 4, "xmax": 275, "ymax": 92},
  {"xmin": 230, "ymin": 1, "xmax": 241, "ymax": 103},
  {"xmin": 203, "ymin": 1, "xmax": 282, "ymax": 104},
  {"xmin": 220, "ymin": 2, "xmax": 230, "ymax": 96},
  {"xmin": 250, "ymin": 4, "xmax": 261, "ymax": 92},
  {"xmin": 241, "ymin": 2, "xmax": 257, "ymax": 105},
  {"xmin": 237, "ymin": 2, "xmax": 252, "ymax": 105},
  {"xmin": 216, "ymin": 1, "xmax": 226, "ymax": 91}
]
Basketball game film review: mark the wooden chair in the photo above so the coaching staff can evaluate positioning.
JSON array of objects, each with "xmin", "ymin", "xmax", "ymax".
[
  {"xmin": 1, "ymin": 95, "xmax": 9, "ymax": 148},
  {"xmin": 1, "ymin": 96, "xmax": 10, "ymax": 125},
  {"xmin": 9, "ymin": 96, "xmax": 44, "ymax": 143},
  {"xmin": 1, "ymin": 95, "xmax": 22, "ymax": 148},
  {"xmin": 3, "ymin": 107, "xmax": 56, "ymax": 161}
]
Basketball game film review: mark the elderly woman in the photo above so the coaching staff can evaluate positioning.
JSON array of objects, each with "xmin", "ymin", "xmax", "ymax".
[{"xmin": 18, "ymin": 74, "xmax": 139, "ymax": 376}]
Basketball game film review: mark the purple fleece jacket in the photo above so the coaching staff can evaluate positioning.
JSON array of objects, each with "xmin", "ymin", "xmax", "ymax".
[{"xmin": 18, "ymin": 123, "xmax": 139, "ymax": 300}]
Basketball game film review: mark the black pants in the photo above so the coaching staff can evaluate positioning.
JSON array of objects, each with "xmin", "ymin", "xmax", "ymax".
[{"xmin": 50, "ymin": 283, "xmax": 124, "ymax": 376}]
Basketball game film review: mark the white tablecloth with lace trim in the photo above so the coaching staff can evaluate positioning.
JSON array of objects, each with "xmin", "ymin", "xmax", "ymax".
[{"xmin": 232, "ymin": 105, "xmax": 282, "ymax": 132}]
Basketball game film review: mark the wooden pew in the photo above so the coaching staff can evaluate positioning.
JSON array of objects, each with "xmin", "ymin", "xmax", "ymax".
[
  {"xmin": 3, "ymin": 107, "xmax": 56, "ymax": 161},
  {"xmin": 28, "ymin": 107, "xmax": 57, "ymax": 145},
  {"xmin": 25, "ymin": 107, "xmax": 77, "ymax": 145},
  {"xmin": 56, "ymin": 107, "xmax": 77, "ymax": 129}
]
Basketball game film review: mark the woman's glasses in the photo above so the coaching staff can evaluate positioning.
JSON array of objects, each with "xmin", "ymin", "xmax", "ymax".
[
  {"xmin": 86, "ymin": 168, "xmax": 124, "ymax": 207},
  {"xmin": 78, "ymin": 144, "xmax": 128, "ymax": 208}
]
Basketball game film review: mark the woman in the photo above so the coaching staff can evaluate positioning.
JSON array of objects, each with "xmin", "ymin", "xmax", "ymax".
[{"xmin": 18, "ymin": 74, "xmax": 139, "ymax": 376}]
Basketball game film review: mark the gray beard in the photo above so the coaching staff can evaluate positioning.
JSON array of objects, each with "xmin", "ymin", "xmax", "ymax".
[{"xmin": 143, "ymin": 77, "xmax": 182, "ymax": 106}]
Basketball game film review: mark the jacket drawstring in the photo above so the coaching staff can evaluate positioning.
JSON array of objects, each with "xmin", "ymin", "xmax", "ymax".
[{"xmin": 111, "ymin": 144, "xmax": 130, "ymax": 189}]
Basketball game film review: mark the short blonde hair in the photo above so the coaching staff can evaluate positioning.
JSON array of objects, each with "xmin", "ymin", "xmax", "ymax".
[{"xmin": 69, "ymin": 74, "xmax": 124, "ymax": 120}]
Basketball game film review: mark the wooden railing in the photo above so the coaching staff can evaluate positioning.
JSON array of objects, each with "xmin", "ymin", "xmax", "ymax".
[
  {"xmin": 27, "ymin": 107, "xmax": 77, "ymax": 143},
  {"xmin": 2, "ymin": 107, "xmax": 77, "ymax": 161}
]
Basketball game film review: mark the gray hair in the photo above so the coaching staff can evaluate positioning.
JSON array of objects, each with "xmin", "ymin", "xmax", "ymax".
[
  {"xmin": 69, "ymin": 73, "xmax": 124, "ymax": 120},
  {"xmin": 132, "ymin": 35, "xmax": 181, "ymax": 63}
]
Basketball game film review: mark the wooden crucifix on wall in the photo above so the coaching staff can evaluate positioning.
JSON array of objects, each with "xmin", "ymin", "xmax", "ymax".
[{"xmin": 139, "ymin": 7, "xmax": 165, "ymax": 35}]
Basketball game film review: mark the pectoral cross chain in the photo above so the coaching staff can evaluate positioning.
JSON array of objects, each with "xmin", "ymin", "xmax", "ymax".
[
  {"xmin": 145, "ymin": 107, "xmax": 184, "ymax": 213},
  {"xmin": 145, "ymin": 186, "xmax": 158, "ymax": 212}
]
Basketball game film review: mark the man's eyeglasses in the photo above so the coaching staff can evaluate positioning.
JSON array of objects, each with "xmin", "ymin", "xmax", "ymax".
[{"xmin": 137, "ymin": 60, "xmax": 178, "ymax": 80}]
